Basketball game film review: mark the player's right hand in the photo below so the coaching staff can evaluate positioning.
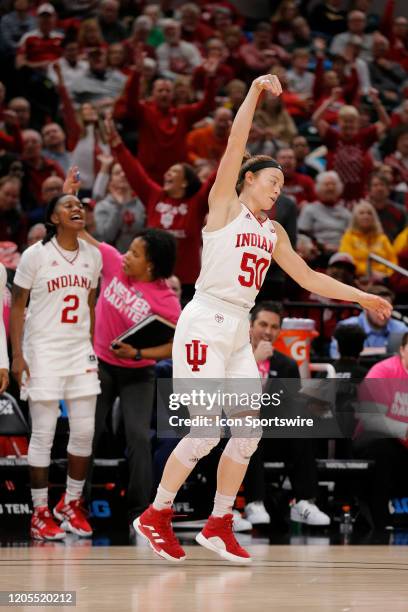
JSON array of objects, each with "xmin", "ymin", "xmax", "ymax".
[
  {"xmin": 252, "ymin": 74, "xmax": 282, "ymax": 97},
  {"xmin": 11, "ymin": 356, "xmax": 30, "ymax": 388},
  {"xmin": 254, "ymin": 340, "xmax": 274, "ymax": 363}
]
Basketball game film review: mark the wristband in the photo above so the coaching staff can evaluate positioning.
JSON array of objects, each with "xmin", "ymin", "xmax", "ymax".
[{"xmin": 134, "ymin": 348, "xmax": 143, "ymax": 361}]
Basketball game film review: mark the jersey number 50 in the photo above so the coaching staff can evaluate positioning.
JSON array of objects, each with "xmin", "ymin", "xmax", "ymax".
[
  {"xmin": 61, "ymin": 294, "xmax": 79, "ymax": 324},
  {"xmin": 238, "ymin": 252, "xmax": 269, "ymax": 290}
]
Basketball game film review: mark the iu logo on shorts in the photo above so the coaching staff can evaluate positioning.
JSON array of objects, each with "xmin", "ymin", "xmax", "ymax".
[{"xmin": 186, "ymin": 339, "xmax": 208, "ymax": 372}]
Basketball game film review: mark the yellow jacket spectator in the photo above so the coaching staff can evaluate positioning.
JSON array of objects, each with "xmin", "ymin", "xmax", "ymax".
[
  {"xmin": 339, "ymin": 201, "xmax": 397, "ymax": 276},
  {"xmin": 393, "ymin": 227, "xmax": 408, "ymax": 256}
]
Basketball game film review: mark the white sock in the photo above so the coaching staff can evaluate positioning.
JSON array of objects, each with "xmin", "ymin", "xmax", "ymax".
[
  {"xmin": 31, "ymin": 487, "xmax": 48, "ymax": 509},
  {"xmin": 212, "ymin": 491, "xmax": 235, "ymax": 517},
  {"xmin": 65, "ymin": 476, "xmax": 85, "ymax": 503},
  {"xmin": 153, "ymin": 484, "xmax": 177, "ymax": 511}
]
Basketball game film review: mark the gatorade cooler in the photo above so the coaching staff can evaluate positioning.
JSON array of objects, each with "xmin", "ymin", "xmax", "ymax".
[{"xmin": 274, "ymin": 318, "xmax": 318, "ymax": 378}]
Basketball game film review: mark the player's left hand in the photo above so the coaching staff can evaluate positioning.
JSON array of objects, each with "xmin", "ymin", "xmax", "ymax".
[
  {"xmin": 0, "ymin": 369, "xmax": 9, "ymax": 394},
  {"xmin": 357, "ymin": 292, "xmax": 392, "ymax": 320},
  {"xmin": 110, "ymin": 341, "xmax": 137, "ymax": 359}
]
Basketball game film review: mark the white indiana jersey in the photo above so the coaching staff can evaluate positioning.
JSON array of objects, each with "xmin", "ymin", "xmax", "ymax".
[
  {"xmin": 14, "ymin": 238, "xmax": 102, "ymax": 377},
  {"xmin": 195, "ymin": 203, "xmax": 278, "ymax": 309}
]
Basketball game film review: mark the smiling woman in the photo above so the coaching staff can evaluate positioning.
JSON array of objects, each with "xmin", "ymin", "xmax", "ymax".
[{"xmin": 10, "ymin": 190, "xmax": 102, "ymax": 542}]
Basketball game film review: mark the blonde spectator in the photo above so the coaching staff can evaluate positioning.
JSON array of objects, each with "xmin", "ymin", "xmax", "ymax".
[{"xmin": 339, "ymin": 201, "xmax": 397, "ymax": 277}]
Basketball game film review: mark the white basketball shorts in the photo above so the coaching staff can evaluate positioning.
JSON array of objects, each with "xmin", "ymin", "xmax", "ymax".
[
  {"xmin": 172, "ymin": 292, "xmax": 260, "ymax": 379},
  {"xmin": 24, "ymin": 371, "xmax": 101, "ymax": 402}
]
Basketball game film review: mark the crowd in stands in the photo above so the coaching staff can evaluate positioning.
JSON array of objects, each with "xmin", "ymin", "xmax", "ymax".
[{"xmin": 0, "ymin": 0, "xmax": 408, "ymax": 533}]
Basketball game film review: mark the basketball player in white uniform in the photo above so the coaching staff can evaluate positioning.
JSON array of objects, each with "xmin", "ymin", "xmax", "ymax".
[
  {"xmin": 10, "ymin": 192, "xmax": 102, "ymax": 541},
  {"xmin": 0, "ymin": 263, "xmax": 9, "ymax": 394},
  {"xmin": 134, "ymin": 74, "xmax": 391, "ymax": 563}
]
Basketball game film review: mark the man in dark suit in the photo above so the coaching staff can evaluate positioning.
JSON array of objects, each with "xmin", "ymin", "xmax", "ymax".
[{"xmin": 243, "ymin": 301, "xmax": 331, "ymax": 527}]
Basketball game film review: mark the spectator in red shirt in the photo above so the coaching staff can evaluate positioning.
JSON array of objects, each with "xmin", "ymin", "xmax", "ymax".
[
  {"xmin": 113, "ymin": 59, "xmax": 218, "ymax": 182},
  {"xmin": 380, "ymin": 0, "xmax": 408, "ymax": 71},
  {"xmin": 276, "ymin": 147, "xmax": 316, "ymax": 208},
  {"xmin": 186, "ymin": 107, "xmax": 232, "ymax": 165},
  {"xmin": 179, "ymin": 3, "xmax": 214, "ymax": 46},
  {"xmin": 313, "ymin": 88, "xmax": 390, "ymax": 203},
  {"xmin": 240, "ymin": 22, "xmax": 289, "ymax": 81},
  {"xmin": 106, "ymin": 118, "xmax": 215, "ymax": 300},
  {"xmin": 20, "ymin": 129, "xmax": 64, "ymax": 213},
  {"xmin": 16, "ymin": 3, "xmax": 62, "ymax": 69}
]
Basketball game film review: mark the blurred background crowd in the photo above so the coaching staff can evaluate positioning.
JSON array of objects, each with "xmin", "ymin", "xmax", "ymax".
[{"xmin": 1, "ymin": 0, "xmax": 408, "ymax": 536}]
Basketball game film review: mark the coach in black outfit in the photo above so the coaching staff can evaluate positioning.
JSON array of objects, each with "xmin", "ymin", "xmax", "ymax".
[{"xmin": 243, "ymin": 302, "xmax": 331, "ymax": 527}]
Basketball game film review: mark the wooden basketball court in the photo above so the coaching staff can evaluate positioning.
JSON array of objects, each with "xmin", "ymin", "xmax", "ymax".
[{"xmin": 1, "ymin": 544, "xmax": 408, "ymax": 611}]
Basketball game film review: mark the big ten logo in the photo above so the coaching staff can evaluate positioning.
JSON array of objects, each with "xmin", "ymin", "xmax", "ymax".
[
  {"xmin": 290, "ymin": 340, "xmax": 307, "ymax": 363},
  {"xmin": 173, "ymin": 501, "xmax": 193, "ymax": 514},
  {"xmin": 89, "ymin": 500, "xmax": 111, "ymax": 518},
  {"xmin": 389, "ymin": 498, "xmax": 408, "ymax": 514},
  {"xmin": 0, "ymin": 503, "xmax": 31, "ymax": 515}
]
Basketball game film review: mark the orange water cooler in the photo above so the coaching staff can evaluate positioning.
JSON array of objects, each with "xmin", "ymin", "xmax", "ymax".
[{"xmin": 273, "ymin": 318, "xmax": 319, "ymax": 378}]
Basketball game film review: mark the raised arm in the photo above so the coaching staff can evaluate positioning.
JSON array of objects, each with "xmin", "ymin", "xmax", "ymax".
[
  {"xmin": 208, "ymin": 75, "xmax": 282, "ymax": 210},
  {"xmin": 105, "ymin": 117, "xmax": 162, "ymax": 205},
  {"xmin": 53, "ymin": 63, "xmax": 81, "ymax": 151},
  {"xmin": 273, "ymin": 221, "xmax": 392, "ymax": 318},
  {"xmin": 113, "ymin": 47, "xmax": 145, "ymax": 123},
  {"xmin": 312, "ymin": 88, "xmax": 342, "ymax": 138}
]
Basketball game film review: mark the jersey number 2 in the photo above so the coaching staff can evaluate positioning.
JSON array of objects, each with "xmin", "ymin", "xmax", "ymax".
[
  {"xmin": 238, "ymin": 252, "xmax": 269, "ymax": 290},
  {"xmin": 61, "ymin": 295, "xmax": 79, "ymax": 324}
]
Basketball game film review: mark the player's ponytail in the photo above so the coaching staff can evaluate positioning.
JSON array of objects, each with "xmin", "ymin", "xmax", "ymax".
[{"xmin": 42, "ymin": 194, "xmax": 63, "ymax": 244}]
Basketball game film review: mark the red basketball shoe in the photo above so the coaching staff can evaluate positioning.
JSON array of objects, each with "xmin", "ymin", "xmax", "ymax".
[
  {"xmin": 53, "ymin": 495, "xmax": 93, "ymax": 537},
  {"xmin": 196, "ymin": 514, "xmax": 252, "ymax": 563},
  {"xmin": 133, "ymin": 505, "xmax": 186, "ymax": 562},
  {"xmin": 31, "ymin": 506, "xmax": 66, "ymax": 541}
]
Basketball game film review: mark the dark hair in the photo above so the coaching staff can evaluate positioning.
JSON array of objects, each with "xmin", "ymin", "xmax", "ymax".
[
  {"xmin": 401, "ymin": 332, "xmax": 408, "ymax": 348},
  {"xmin": 250, "ymin": 301, "xmax": 283, "ymax": 324},
  {"xmin": 236, "ymin": 153, "xmax": 274, "ymax": 194},
  {"xmin": 42, "ymin": 193, "xmax": 64, "ymax": 244},
  {"xmin": 334, "ymin": 324, "xmax": 366, "ymax": 358},
  {"xmin": 42, "ymin": 193, "xmax": 82, "ymax": 244},
  {"xmin": 181, "ymin": 163, "xmax": 202, "ymax": 199},
  {"xmin": 136, "ymin": 228, "xmax": 177, "ymax": 279}
]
